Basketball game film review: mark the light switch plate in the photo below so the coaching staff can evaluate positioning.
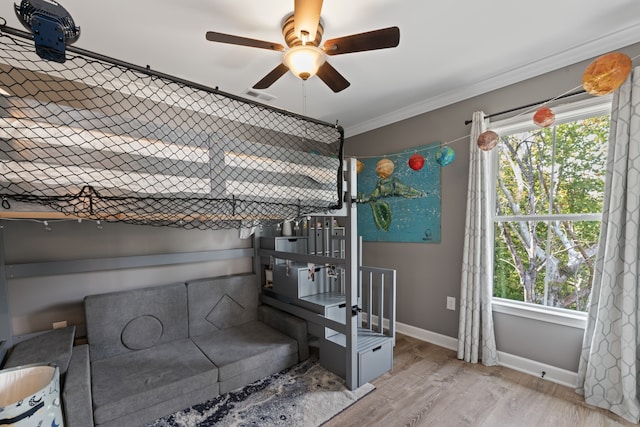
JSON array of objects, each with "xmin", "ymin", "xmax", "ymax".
[{"xmin": 446, "ymin": 296, "xmax": 456, "ymax": 311}]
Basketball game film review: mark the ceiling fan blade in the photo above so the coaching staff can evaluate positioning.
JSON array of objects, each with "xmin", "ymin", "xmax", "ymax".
[
  {"xmin": 206, "ymin": 31, "xmax": 285, "ymax": 51},
  {"xmin": 294, "ymin": 0, "xmax": 323, "ymax": 42},
  {"xmin": 316, "ymin": 62, "xmax": 350, "ymax": 93},
  {"xmin": 253, "ymin": 63, "xmax": 290, "ymax": 89},
  {"xmin": 323, "ymin": 26, "xmax": 400, "ymax": 55}
]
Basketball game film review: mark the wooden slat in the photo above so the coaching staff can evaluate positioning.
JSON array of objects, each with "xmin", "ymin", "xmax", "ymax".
[
  {"xmin": 0, "ymin": 211, "xmax": 282, "ymax": 222},
  {"xmin": 0, "ymin": 211, "xmax": 81, "ymax": 220}
]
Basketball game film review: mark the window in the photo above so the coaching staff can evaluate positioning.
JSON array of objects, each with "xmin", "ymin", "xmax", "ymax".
[{"xmin": 490, "ymin": 98, "xmax": 611, "ymax": 312}]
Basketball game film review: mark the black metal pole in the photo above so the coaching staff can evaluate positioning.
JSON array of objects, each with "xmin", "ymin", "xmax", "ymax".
[{"xmin": 464, "ymin": 90, "xmax": 586, "ymax": 125}]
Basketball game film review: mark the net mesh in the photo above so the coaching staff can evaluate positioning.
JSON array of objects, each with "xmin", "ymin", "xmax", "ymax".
[{"xmin": 0, "ymin": 30, "xmax": 343, "ymax": 230}]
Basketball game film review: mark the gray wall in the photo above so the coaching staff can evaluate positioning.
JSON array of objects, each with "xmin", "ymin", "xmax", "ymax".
[
  {"xmin": 493, "ymin": 312, "xmax": 584, "ymax": 372},
  {"xmin": 1, "ymin": 220, "xmax": 251, "ymax": 336},
  {"xmin": 345, "ymin": 42, "xmax": 640, "ymax": 372},
  {"xmin": 3, "ymin": 43, "xmax": 640, "ymax": 373}
]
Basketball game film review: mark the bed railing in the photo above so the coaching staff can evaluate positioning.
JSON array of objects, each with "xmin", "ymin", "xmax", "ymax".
[{"xmin": 360, "ymin": 265, "xmax": 396, "ymax": 345}]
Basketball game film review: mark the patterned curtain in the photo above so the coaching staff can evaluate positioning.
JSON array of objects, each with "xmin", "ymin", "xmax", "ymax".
[
  {"xmin": 457, "ymin": 111, "xmax": 498, "ymax": 366},
  {"xmin": 576, "ymin": 67, "xmax": 640, "ymax": 423}
]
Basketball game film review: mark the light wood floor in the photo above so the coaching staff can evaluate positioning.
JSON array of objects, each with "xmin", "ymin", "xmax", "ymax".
[{"xmin": 324, "ymin": 334, "xmax": 635, "ymax": 427}]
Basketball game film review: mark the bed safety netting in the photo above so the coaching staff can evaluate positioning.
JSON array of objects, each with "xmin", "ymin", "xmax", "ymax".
[{"xmin": 0, "ymin": 28, "xmax": 343, "ymax": 230}]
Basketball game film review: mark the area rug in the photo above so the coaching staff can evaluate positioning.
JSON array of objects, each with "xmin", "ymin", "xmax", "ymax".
[{"xmin": 145, "ymin": 356, "xmax": 375, "ymax": 427}]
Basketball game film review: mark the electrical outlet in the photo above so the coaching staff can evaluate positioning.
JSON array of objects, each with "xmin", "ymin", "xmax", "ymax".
[
  {"xmin": 53, "ymin": 320, "xmax": 68, "ymax": 330},
  {"xmin": 446, "ymin": 296, "xmax": 456, "ymax": 311}
]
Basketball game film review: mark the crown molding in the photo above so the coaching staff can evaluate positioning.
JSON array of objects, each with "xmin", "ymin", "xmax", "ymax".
[{"xmin": 345, "ymin": 22, "xmax": 640, "ymax": 138}]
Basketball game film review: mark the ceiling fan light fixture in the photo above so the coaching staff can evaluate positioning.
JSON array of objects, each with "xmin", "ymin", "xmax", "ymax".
[{"xmin": 283, "ymin": 45, "xmax": 325, "ymax": 80}]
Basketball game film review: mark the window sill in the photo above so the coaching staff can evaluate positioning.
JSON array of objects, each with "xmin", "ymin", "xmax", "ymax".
[{"xmin": 492, "ymin": 298, "xmax": 587, "ymax": 330}]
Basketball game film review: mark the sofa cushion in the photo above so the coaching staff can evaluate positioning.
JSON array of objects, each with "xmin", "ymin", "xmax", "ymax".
[
  {"xmin": 121, "ymin": 315, "xmax": 163, "ymax": 350},
  {"xmin": 62, "ymin": 344, "xmax": 93, "ymax": 427},
  {"xmin": 85, "ymin": 283, "xmax": 188, "ymax": 361},
  {"xmin": 91, "ymin": 338, "xmax": 218, "ymax": 425},
  {"xmin": 97, "ymin": 383, "xmax": 220, "ymax": 427},
  {"xmin": 191, "ymin": 320, "xmax": 297, "ymax": 382},
  {"xmin": 4, "ymin": 326, "xmax": 75, "ymax": 376},
  {"xmin": 258, "ymin": 305, "xmax": 309, "ymax": 361},
  {"xmin": 218, "ymin": 352, "xmax": 298, "ymax": 395},
  {"xmin": 187, "ymin": 274, "xmax": 260, "ymax": 336}
]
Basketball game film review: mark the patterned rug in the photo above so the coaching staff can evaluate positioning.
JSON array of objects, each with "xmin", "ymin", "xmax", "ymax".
[{"xmin": 145, "ymin": 356, "xmax": 375, "ymax": 427}]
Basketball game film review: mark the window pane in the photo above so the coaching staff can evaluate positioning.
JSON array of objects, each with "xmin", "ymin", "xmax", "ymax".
[
  {"xmin": 553, "ymin": 116, "xmax": 609, "ymax": 215},
  {"xmin": 496, "ymin": 130, "xmax": 552, "ymax": 216},
  {"xmin": 545, "ymin": 220, "xmax": 600, "ymax": 311},
  {"xmin": 496, "ymin": 116, "xmax": 609, "ymax": 218},
  {"xmin": 493, "ymin": 220, "xmax": 600, "ymax": 311},
  {"xmin": 494, "ymin": 221, "xmax": 547, "ymax": 305}
]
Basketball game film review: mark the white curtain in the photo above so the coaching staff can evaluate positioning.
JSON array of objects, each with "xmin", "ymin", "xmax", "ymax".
[
  {"xmin": 457, "ymin": 111, "xmax": 498, "ymax": 366},
  {"xmin": 576, "ymin": 67, "xmax": 640, "ymax": 424}
]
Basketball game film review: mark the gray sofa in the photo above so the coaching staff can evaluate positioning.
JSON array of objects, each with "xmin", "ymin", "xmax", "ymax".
[{"xmin": 63, "ymin": 273, "xmax": 308, "ymax": 427}]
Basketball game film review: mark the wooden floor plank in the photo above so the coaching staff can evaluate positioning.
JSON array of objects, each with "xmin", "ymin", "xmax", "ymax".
[{"xmin": 324, "ymin": 334, "xmax": 634, "ymax": 427}]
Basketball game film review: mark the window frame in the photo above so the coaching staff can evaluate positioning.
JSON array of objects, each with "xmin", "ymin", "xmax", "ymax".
[{"xmin": 488, "ymin": 95, "xmax": 612, "ymax": 322}]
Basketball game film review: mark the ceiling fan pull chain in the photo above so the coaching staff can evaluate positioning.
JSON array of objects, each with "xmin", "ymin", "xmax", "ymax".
[
  {"xmin": 302, "ymin": 80, "xmax": 307, "ymax": 116},
  {"xmin": 301, "ymin": 80, "xmax": 308, "ymax": 143}
]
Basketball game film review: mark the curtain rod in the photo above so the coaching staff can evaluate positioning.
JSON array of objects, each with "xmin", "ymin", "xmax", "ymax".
[{"xmin": 464, "ymin": 89, "xmax": 586, "ymax": 125}]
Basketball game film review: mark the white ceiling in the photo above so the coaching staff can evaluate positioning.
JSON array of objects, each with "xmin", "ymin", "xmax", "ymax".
[{"xmin": 2, "ymin": 0, "xmax": 640, "ymax": 136}]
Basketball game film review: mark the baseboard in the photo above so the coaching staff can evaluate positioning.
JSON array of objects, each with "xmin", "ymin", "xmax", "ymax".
[
  {"xmin": 394, "ymin": 321, "xmax": 578, "ymax": 388},
  {"xmin": 395, "ymin": 321, "xmax": 458, "ymax": 351},
  {"xmin": 362, "ymin": 314, "xmax": 458, "ymax": 351},
  {"xmin": 497, "ymin": 351, "xmax": 578, "ymax": 388}
]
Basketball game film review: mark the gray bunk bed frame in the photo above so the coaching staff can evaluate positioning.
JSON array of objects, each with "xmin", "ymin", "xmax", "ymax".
[
  {"xmin": 257, "ymin": 159, "xmax": 396, "ymax": 389},
  {"xmin": 0, "ymin": 23, "xmax": 396, "ymax": 390}
]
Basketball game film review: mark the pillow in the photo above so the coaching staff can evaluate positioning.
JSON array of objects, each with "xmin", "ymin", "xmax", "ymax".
[{"xmin": 120, "ymin": 315, "xmax": 163, "ymax": 350}]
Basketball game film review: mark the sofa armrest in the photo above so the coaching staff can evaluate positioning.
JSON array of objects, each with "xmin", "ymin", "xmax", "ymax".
[
  {"xmin": 4, "ymin": 326, "xmax": 76, "ymax": 377},
  {"xmin": 62, "ymin": 344, "xmax": 94, "ymax": 427},
  {"xmin": 257, "ymin": 305, "xmax": 309, "ymax": 361}
]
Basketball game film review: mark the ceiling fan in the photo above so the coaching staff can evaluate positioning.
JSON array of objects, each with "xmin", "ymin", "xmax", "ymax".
[{"xmin": 205, "ymin": 0, "xmax": 400, "ymax": 93}]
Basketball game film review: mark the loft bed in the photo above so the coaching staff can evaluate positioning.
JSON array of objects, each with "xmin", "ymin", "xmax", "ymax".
[
  {"xmin": 0, "ymin": 27, "xmax": 343, "ymax": 229},
  {"xmin": 0, "ymin": 24, "xmax": 396, "ymax": 392}
]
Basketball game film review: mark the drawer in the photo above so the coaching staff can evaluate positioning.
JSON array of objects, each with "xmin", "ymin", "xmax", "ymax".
[
  {"xmin": 261, "ymin": 237, "xmax": 308, "ymax": 264},
  {"xmin": 325, "ymin": 304, "xmax": 346, "ymax": 323},
  {"xmin": 358, "ymin": 340, "xmax": 393, "ymax": 385},
  {"xmin": 275, "ymin": 237, "xmax": 308, "ymax": 253},
  {"xmin": 261, "ymin": 236, "xmax": 308, "ymax": 251}
]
